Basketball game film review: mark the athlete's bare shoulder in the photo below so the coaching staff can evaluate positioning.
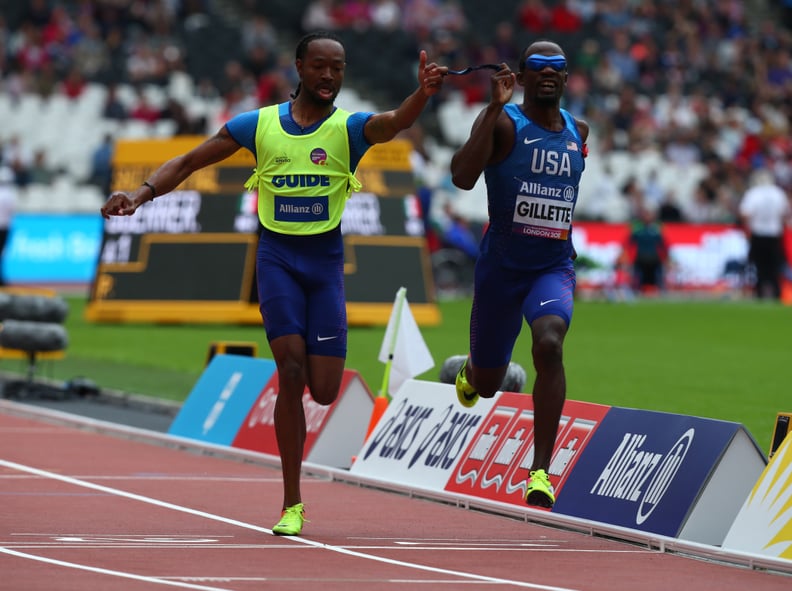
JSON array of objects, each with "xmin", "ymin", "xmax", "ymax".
[{"xmin": 574, "ymin": 117, "xmax": 589, "ymax": 143}]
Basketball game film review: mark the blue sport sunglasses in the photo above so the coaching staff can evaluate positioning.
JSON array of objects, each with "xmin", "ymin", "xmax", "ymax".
[{"xmin": 524, "ymin": 54, "xmax": 567, "ymax": 72}]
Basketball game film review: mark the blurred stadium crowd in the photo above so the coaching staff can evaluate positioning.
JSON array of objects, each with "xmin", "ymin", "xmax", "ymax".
[{"xmin": 0, "ymin": 0, "xmax": 790, "ymax": 232}]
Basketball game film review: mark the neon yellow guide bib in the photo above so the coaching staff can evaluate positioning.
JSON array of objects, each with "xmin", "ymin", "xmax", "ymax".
[{"xmin": 244, "ymin": 105, "xmax": 362, "ymax": 235}]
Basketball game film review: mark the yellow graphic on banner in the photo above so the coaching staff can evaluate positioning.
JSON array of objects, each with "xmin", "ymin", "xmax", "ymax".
[
  {"xmin": 756, "ymin": 433, "xmax": 792, "ymax": 558},
  {"xmin": 724, "ymin": 432, "xmax": 792, "ymax": 560}
]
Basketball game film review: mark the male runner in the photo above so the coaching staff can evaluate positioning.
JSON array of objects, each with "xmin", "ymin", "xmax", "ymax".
[
  {"xmin": 101, "ymin": 31, "xmax": 447, "ymax": 534},
  {"xmin": 449, "ymin": 39, "xmax": 588, "ymax": 508}
]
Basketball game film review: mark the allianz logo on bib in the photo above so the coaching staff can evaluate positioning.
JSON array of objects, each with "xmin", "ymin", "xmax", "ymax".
[
  {"xmin": 274, "ymin": 195, "xmax": 329, "ymax": 222},
  {"xmin": 590, "ymin": 428, "xmax": 694, "ymax": 525}
]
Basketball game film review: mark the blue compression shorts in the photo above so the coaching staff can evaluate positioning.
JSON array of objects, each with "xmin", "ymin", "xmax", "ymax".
[
  {"xmin": 256, "ymin": 226, "xmax": 347, "ymax": 357},
  {"xmin": 469, "ymin": 259, "xmax": 576, "ymax": 368}
]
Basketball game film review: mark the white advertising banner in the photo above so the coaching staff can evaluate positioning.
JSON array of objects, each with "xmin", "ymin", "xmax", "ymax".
[{"xmin": 351, "ymin": 380, "xmax": 496, "ymax": 490}]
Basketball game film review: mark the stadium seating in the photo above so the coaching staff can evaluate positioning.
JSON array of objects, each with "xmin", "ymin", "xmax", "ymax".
[{"xmin": 1, "ymin": 0, "xmax": 785, "ymax": 229}]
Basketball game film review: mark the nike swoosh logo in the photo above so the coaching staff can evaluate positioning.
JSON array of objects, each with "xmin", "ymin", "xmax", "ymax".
[
  {"xmin": 317, "ymin": 335, "xmax": 338, "ymax": 342},
  {"xmin": 524, "ymin": 137, "xmax": 542, "ymax": 145},
  {"xmin": 540, "ymin": 299, "xmax": 560, "ymax": 306}
]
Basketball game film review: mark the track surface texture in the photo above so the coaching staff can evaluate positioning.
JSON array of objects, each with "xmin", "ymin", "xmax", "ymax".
[{"xmin": 1, "ymin": 402, "xmax": 790, "ymax": 591}]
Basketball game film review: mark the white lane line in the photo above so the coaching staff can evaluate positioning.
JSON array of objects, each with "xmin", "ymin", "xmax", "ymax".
[
  {"xmin": 0, "ymin": 459, "xmax": 580, "ymax": 591},
  {"xmin": 0, "ymin": 474, "xmax": 280, "ymax": 482},
  {"xmin": 3, "ymin": 544, "xmax": 290, "ymax": 550},
  {"xmin": 0, "ymin": 547, "xmax": 233, "ymax": 591}
]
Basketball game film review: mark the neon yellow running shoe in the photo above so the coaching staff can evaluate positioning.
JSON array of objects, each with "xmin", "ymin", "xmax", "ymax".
[
  {"xmin": 455, "ymin": 358, "xmax": 479, "ymax": 408},
  {"xmin": 272, "ymin": 502, "xmax": 305, "ymax": 536},
  {"xmin": 525, "ymin": 469, "xmax": 555, "ymax": 508}
]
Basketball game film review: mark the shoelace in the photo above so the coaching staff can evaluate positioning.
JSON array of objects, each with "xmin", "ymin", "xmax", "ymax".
[
  {"xmin": 529, "ymin": 470, "xmax": 553, "ymax": 488},
  {"xmin": 280, "ymin": 504, "xmax": 308, "ymax": 522}
]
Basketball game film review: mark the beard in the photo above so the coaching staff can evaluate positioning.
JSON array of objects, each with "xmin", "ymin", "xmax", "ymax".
[
  {"xmin": 304, "ymin": 86, "xmax": 338, "ymax": 107},
  {"xmin": 534, "ymin": 92, "xmax": 561, "ymax": 106}
]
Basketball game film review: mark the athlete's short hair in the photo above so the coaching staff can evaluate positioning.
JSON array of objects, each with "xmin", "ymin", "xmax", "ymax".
[{"xmin": 295, "ymin": 31, "xmax": 344, "ymax": 61}]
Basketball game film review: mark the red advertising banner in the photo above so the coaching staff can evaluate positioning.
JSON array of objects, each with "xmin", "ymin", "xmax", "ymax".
[
  {"xmin": 444, "ymin": 392, "xmax": 610, "ymax": 509},
  {"xmin": 574, "ymin": 222, "xmax": 792, "ymax": 294},
  {"xmin": 231, "ymin": 373, "xmax": 330, "ymax": 457},
  {"xmin": 232, "ymin": 369, "xmax": 374, "ymax": 468}
]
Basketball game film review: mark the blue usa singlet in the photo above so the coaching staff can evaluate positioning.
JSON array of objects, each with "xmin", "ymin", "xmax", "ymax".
[{"xmin": 481, "ymin": 104, "xmax": 586, "ymax": 271}]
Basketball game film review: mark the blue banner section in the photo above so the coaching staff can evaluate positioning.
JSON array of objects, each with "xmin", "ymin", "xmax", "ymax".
[
  {"xmin": 552, "ymin": 407, "xmax": 739, "ymax": 537},
  {"xmin": 168, "ymin": 354, "xmax": 276, "ymax": 446},
  {"xmin": 2, "ymin": 213, "xmax": 104, "ymax": 283}
]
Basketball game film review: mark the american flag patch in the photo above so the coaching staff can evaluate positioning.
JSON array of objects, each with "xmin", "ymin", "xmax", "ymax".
[{"xmin": 567, "ymin": 141, "xmax": 578, "ymax": 151}]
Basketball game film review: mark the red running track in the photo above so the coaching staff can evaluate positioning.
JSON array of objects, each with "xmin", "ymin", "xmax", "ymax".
[{"xmin": 1, "ymin": 401, "xmax": 790, "ymax": 591}]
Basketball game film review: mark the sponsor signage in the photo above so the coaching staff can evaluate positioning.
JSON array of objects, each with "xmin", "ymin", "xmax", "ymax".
[
  {"xmin": 3, "ymin": 213, "xmax": 103, "ymax": 283},
  {"xmin": 87, "ymin": 137, "xmax": 439, "ymax": 325},
  {"xmin": 231, "ymin": 373, "xmax": 331, "ymax": 457},
  {"xmin": 350, "ymin": 381, "xmax": 766, "ymax": 545},
  {"xmin": 169, "ymin": 356, "xmax": 374, "ymax": 469},
  {"xmin": 552, "ymin": 408, "xmax": 751, "ymax": 538},
  {"xmin": 722, "ymin": 432, "xmax": 792, "ymax": 560},
  {"xmin": 444, "ymin": 393, "xmax": 609, "ymax": 507},
  {"xmin": 232, "ymin": 369, "xmax": 375, "ymax": 468},
  {"xmin": 351, "ymin": 380, "xmax": 494, "ymax": 489},
  {"xmin": 572, "ymin": 222, "xmax": 792, "ymax": 292},
  {"xmin": 168, "ymin": 354, "xmax": 276, "ymax": 445}
]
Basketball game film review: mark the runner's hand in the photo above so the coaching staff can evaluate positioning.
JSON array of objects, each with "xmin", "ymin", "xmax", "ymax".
[
  {"xmin": 418, "ymin": 50, "xmax": 447, "ymax": 97},
  {"xmin": 101, "ymin": 192, "xmax": 143, "ymax": 219}
]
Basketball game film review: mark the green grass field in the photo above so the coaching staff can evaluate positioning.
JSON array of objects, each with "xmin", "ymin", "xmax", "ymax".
[{"xmin": 4, "ymin": 295, "xmax": 790, "ymax": 453}]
